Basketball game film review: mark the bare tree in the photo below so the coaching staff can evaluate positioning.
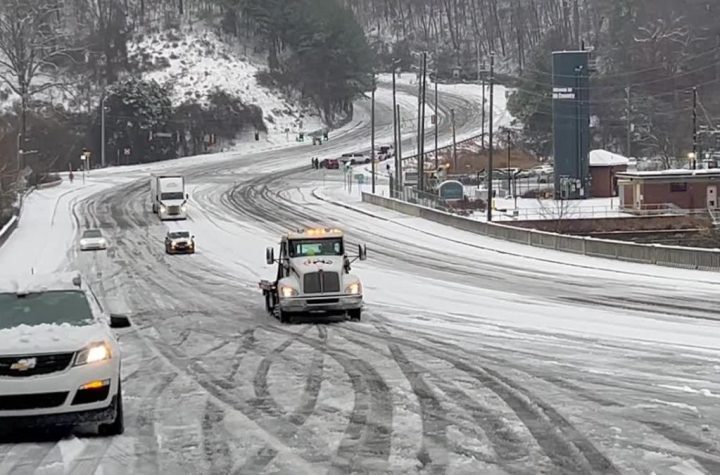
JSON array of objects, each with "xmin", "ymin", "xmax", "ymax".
[
  {"xmin": 0, "ymin": 0, "xmax": 76, "ymax": 170},
  {"xmin": 537, "ymin": 197, "xmax": 578, "ymax": 232}
]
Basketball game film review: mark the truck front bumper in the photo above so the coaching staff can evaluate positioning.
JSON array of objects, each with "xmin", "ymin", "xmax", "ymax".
[{"xmin": 279, "ymin": 294, "xmax": 363, "ymax": 313}]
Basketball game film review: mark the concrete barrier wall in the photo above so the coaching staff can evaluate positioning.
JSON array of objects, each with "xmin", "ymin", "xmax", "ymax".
[{"xmin": 362, "ymin": 192, "xmax": 720, "ymax": 271}]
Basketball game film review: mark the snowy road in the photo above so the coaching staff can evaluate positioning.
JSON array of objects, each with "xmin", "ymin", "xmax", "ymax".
[{"xmin": 3, "ymin": 84, "xmax": 720, "ymax": 474}]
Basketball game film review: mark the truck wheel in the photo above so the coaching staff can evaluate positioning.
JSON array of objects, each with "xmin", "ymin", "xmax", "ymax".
[
  {"xmin": 264, "ymin": 293, "xmax": 273, "ymax": 313},
  {"xmin": 348, "ymin": 309, "xmax": 362, "ymax": 321},
  {"xmin": 279, "ymin": 310, "xmax": 291, "ymax": 324}
]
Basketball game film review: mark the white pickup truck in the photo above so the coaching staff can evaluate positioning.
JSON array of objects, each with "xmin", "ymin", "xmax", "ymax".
[
  {"xmin": 259, "ymin": 228, "xmax": 367, "ymax": 324},
  {"xmin": 150, "ymin": 174, "xmax": 188, "ymax": 220}
]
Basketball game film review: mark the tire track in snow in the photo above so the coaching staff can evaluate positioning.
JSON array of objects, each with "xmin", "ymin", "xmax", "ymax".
[
  {"xmin": 132, "ymin": 371, "xmax": 178, "ymax": 474},
  {"xmin": 202, "ymin": 400, "xmax": 233, "ymax": 475},
  {"xmin": 337, "ymin": 328, "xmax": 531, "ymax": 472},
  {"xmin": 341, "ymin": 321, "xmax": 619, "ymax": 475},
  {"xmin": 264, "ymin": 326, "xmax": 393, "ymax": 474},
  {"xmin": 237, "ymin": 325, "xmax": 327, "ymax": 473}
]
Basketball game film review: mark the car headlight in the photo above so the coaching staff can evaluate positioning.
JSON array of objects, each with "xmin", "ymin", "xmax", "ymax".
[
  {"xmin": 80, "ymin": 239, "xmax": 88, "ymax": 246},
  {"xmin": 345, "ymin": 282, "xmax": 362, "ymax": 295},
  {"xmin": 279, "ymin": 286, "xmax": 298, "ymax": 298},
  {"xmin": 75, "ymin": 341, "xmax": 112, "ymax": 366},
  {"xmin": 99, "ymin": 238, "xmax": 107, "ymax": 245}
]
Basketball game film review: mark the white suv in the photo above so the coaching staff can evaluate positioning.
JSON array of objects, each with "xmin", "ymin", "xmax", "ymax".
[{"xmin": 0, "ymin": 273, "xmax": 129, "ymax": 436}]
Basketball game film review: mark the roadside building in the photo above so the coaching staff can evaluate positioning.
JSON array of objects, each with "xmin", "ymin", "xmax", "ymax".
[
  {"xmin": 589, "ymin": 150, "xmax": 629, "ymax": 198},
  {"xmin": 617, "ymin": 169, "xmax": 720, "ymax": 212}
]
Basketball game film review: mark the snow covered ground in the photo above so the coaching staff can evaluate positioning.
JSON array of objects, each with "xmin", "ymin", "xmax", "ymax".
[
  {"xmin": 2, "ymin": 79, "xmax": 720, "ymax": 475},
  {"xmin": 128, "ymin": 28, "xmax": 324, "ymax": 136}
]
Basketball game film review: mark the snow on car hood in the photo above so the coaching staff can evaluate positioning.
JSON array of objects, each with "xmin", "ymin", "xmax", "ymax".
[
  {"xmin": 290, "ymin": 256, "xmax": 344, "ymax": 275},
  {"xmin": 0, "ymin": 322, "xmax": 108, "ymax": 355}
]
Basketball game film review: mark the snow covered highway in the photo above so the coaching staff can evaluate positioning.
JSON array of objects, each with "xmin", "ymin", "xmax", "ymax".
[{"xmin": 2, "ymin": 85, "xmax": 720, "ymax": 475}]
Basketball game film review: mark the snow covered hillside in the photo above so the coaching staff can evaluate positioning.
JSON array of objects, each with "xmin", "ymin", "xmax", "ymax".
[{"xmin": 127, "ymin": 28, "xmax": 325, "ymax": 137}]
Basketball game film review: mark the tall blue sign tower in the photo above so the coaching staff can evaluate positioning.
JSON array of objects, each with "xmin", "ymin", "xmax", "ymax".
[{"xmin": 552, "ymin": 51, "xmax": 591, "ymax": 199}]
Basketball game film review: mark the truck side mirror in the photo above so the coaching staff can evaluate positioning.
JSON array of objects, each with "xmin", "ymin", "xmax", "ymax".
[
  {"xmin": 358, "ymin": 244, "xmax": 367, "ymax": 261},
  {"xmin": 186, "ymin": 193, "xmax": 189, "ymax": 200},
  {"xmin": 266, "ymin": 247, "xmax": 274, "ymax": 265}
]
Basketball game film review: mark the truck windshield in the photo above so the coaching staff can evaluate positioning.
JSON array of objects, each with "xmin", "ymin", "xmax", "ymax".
[
  {"xmin": 0, "ymin": 291, "xmax": 94, "ymax": 329},
  {"xmin": 289, "ymin": 238, "xmax": 344, "ymax": 257},
  {"xmin": 161, "ymin": 192, "xmax": 185, "ymax": 200}
]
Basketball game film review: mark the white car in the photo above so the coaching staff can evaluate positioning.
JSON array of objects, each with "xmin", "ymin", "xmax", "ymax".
[
  {"xmin": 79, "ymin": 229, "xmax": 108, "ymax": 251},
  {"xmin": 0, "ymin": 273, "xmax": 129, "ymax": 436}
]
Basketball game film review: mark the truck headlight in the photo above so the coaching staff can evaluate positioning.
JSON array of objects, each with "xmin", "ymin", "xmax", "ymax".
[
  {"xmin": 160, "ymin": 205, "xmax": 167, "ymax": 213},
  {"xmin": 181, "ymin": 205, "xmax": 187, "ymax": 212},
  {"xmin": 345, "ymin": 282, "xmax": 362, "ymax": 295},
  {"xmin": 75, "ymin": 341, "xmax": 112, "ymax": 366},
  {"xmin": 279, "ymin": 286, "xmax": 298, "ymax": 298}
]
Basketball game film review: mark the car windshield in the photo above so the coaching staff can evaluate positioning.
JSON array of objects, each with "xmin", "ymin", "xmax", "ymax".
[
  {"xmin": 0, "ymin": 291, "xmax": 95, "ymax": 329},
  {"xmin": 161, "ymin": 192, "xmax": 185, "ymax": 200},
  {"xmin": 169, "ymin": 232, "xmax": 190, "ymax": 239},
  {"xmin": 289, "ymin": 238, "xmax": 343, "ymax": 257},
  {"xmin": 83, "ymin": 230, "xmax": 102, "ymax": 238}
]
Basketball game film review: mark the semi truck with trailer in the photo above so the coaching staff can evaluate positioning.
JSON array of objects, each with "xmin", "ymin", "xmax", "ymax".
[{"xmin": 150, "ymin": 174, "xmax": 188, "ymax": 220}]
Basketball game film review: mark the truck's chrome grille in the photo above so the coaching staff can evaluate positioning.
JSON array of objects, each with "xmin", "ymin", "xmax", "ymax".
[
  {"xmin": 168, "ymin": 205, "xmax": 180, "ymax": 215},
  {"xmin": 303, "ymin": 271, "xmax": 340, "ymax": 294}
]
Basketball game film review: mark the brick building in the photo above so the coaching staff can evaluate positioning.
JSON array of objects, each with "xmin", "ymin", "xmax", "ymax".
[
  {"xmin": 589, "ymin": 150, "xmax": 629, "ymax": 198},
  {"xmin": 617, "ymin": 169, "xmax": 720, "ymax": 212}
]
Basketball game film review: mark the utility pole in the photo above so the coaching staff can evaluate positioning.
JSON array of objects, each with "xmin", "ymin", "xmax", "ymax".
[
  {"xmin": 416, "ymin": 55, "xmax": 423, "ymax": 191},
  {"xmin": 487, "ymin": 52, "xmax": 495, "ymax": 222},
  {"xmin": 625, "ymin": 86, "xmax": 631, "ymax": 158},
  {"xmin": 507, "ymin": 130, "xmax": 512, "ymax": 194},
  {"xmin": 16, "ymin": 133, "xmax": 22, "ymax": 173},
  {"xmin": 396, "ymin": 104, "xmax": 403, "ymax": 191},
  {"xmin": 693, "ymin": 86, "xmax": 698, "ymax": 170},
  {"xmin": 419, "ymin": 52, "xmax": 427, "ymax": 192},
  {"xmin": 481, "ymin": 78, "xmax": 486, "ymax": 150},
  {"xmin": 451, "ymin": 109, "xmax": 457, "ymax": 171},
  {"xmin": 434, "ymin": 73, "xmax": 439, "ymax": 169},
  {"xmin": 371, "ymin": 78, "xmax": 376, "ymax": 194},
  {"xmin": 101, "ymin": 95, "xmax": 107, "ymax": 168},
  {"xmin": 392, "ymin": 61, "xmax": 399, "ymax": 189}
]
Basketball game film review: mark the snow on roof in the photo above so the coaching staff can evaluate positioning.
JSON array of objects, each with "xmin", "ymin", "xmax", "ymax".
[
  {"xmin": 618, "ymin": 168, "xmax": 720, "ymax": 178},
  {"xmin": 0, "ymin": 272, "xmax": 83, "ymax": 294},
  {"xmin": 589, "ymin": 150, "xmax": 630, "ymax": 167}
]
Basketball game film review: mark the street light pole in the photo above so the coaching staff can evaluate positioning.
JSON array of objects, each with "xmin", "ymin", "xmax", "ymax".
[
  {"xmin": 451, "ymin": 109, "xmax": 457, "ymax": 171},
  {"xmin": 101, "ymin": 95, "xmax": 107, "ymax": 168},
  {"xmin": 434, "ymin": 74, "xmax": 439, "ymax": 169},
  {"xmin": 507, "ymin": 130, "xmax": 512, "ymax": 194},
  {"xmin": 396, "ymin": 104, "xmax": 403, "ymax": 191},
  {"xmin": 693, "ymin": 87, "xmax": 698, "ymax": 170},
  {"xmin": 487, "ymin": 52, "xmax": 495, "ymax": 222},
  {"xmin": 392, "ymin": 62, "xmax": 399, "ymax": 188}
]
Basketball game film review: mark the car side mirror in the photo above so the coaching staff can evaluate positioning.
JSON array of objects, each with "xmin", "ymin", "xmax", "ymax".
[
  {"xmin": 358, "ymin": 244, "xmax": 367, "ymax": 261},
  {"xmin": 266, "ymin": 247, "xmax": 275, "ymax": 265},
  {"xmin": 109, "ymin": 314, "xmax": 131, "ymax": 328}
]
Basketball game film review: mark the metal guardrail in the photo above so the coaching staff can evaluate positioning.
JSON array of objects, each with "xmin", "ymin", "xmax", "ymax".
[{"xmin": 362, "ymin": 192, "xmax": 720, "ymax": 272}]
